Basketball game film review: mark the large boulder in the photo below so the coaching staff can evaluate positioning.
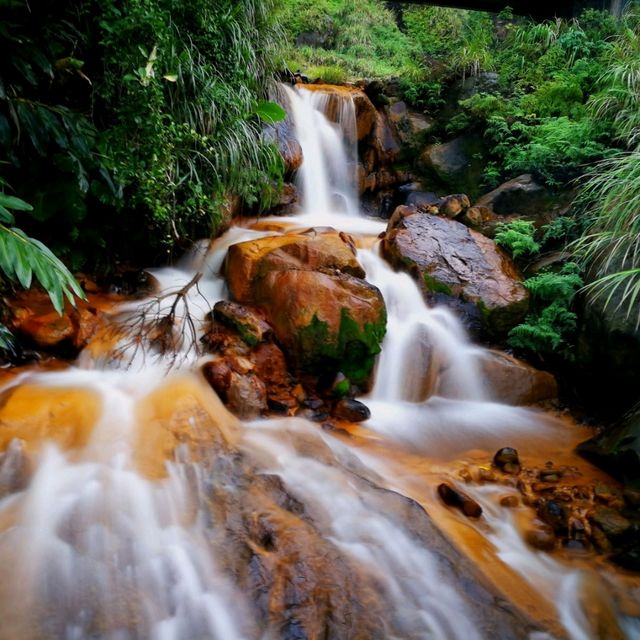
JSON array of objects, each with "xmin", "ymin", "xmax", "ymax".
[
  {"xmin": 419, "ymin": 135, "xmax": 486, "ymax": 197},
  {"xmin": 382, "ymin": 206, "xmax": 528, "ymax": 335},
  {"xmin": 475, "ymin": 174, "xmax": 550, "ymax": 218},
  {"xmin": 255, "ymin": 270, "xmax": 386, "ymax": 384},
  {"xmin": 386, "ymin": 100, "xmax": 433, "ymax": 147},
  {"xmin": 225, "ymin": 230, "xmax": 386, "ymax": 384},
  {"xmin": 478, "ymin": 350, "xmax": 558, "ymax": 406},
  {"xmin": 225, "ymin": 228, "xmax": 365, "ymax": 303}
]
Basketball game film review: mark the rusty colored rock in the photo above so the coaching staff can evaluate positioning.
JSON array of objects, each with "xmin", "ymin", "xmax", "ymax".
[
  {"xmin": 525, "ymin": 523, "xmax": 556, "ymax": 551},
  {"xmin": 227, "ymin": 372, "xmax": 267, "ymax": 419},
  {"xmin": 225, "ymin": 229, "xmax": 365, "ymax": 304},
  {"xmin": 439, "ymin": 194, "xmax": 471, "ymax": 219},
  {"xmin": 213, "ymin": 301, "xmax": 272, "ymax": 346}
]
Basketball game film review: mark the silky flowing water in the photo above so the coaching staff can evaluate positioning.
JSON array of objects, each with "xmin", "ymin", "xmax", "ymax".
[{"xmin": 0, "ymin": 84, "xmax": 638, "ymax": 639}]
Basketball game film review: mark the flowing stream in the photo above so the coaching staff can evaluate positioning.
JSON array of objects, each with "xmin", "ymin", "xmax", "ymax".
[{"xmin": 0, "ymin": 84, "xmax": 638, "ymax": 639}]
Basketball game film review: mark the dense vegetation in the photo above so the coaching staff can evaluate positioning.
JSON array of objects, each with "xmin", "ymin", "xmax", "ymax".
[
  {"xmin": 0, "ymin": 0, "xmax": 284, "ymax": 271},
  {"xmin": 1, "ymin": 0, "xmax": 639, "ymax": 370},
  {"xmin": 278, "ymin": 0, "xmax": 640, "ymax": 364}
]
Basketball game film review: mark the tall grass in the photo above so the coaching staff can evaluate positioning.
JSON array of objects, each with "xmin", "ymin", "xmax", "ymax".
[{"xmin": 572, "ymin": 10, "xmax": 640, "ymax": 324}]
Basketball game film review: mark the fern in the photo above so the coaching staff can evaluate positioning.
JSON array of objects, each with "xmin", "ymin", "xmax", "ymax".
[
  {"xmin": 495, "ymin": 220, "xmax": 541, "ymax": 259},
  {"xmin": 508, "ymin": 302, "xmax": 578, "ymax": 357},
  {"xmin": 524, "ymin": 262, "xmax": 584, "ymax": 305},
  {"xmin": 507, "ymin": 263, "xmax": 583, "ymax": 359}
]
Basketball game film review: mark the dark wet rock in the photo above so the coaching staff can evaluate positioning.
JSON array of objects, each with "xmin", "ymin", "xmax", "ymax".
[
  {"xmin": 334, "ymin": 398, "xmax": 371, "ymax": 423},
  {"xmin": 213, "ymin": 301, "xmax": 272, "ymax": 347},
  {"xmin": 577, "ymin": 402, "xmax": 640, "ymax": 483},
  {"xmin": 493, "ymin": 447, "xmax": 521, "ymax": 474},
  {"xmin": 419, "ymin": 135, "xmax": 486, "ymax": 196},
  {"xmin": 476, "ymin": 174, "xmax": 550, "ymax": 218},
  {"xmin": 577, "ymin": 285, "xmax": 640, "ymax": 410},
  {"xmin": 611, "ymin": 542, "xmax": 640, "ymax": 572},
  {"xmin": 525, "ymin": 523, "xmax": 556, "ymax": 551},
  {"xmin": 479, "ymin": 349, "xmax": 558, "ymax": 406},
  {"xmin": 386, "ymin": 100, "xmax": 433, "ymax": 146},
  {"xmin": 589, "ymin": 506, "xmax": 631, "ymax": 540},
  {"xmin": 382, "ymin": 206, "xmax": 528, "ymax": 336},
  {"xmin": 623, "ymin": 484, "xmax": 640, "ymax": 508},
  {"xmin": 371, "ymin": 111, "xmax": 401, "ymax": 165},
  {"xmin": 437, "ymin": 482, "xmax": 483, "ymax": 518},
  {"xmin": 538, "ymin": 500, "xmax": 569, "ymax": 534},
  {"xmin": 406, "ymin": 190, "xmax": 441, "ymax": 211},
  {"xmin": 265, "ymin": 111, "xmax": 303, "ymax": 176}
]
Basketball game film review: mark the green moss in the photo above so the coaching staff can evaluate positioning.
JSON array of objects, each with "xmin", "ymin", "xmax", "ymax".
[
  {"xmin": 423, "ymin": 273, "xmax": 452, "ymax": 296},
  {"xmin": 297, "ymin": 307, "xmax": 387, "ymax": 384}
]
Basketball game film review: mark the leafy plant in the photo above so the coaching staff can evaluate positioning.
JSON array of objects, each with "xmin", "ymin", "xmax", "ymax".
[
  {"xmin": 508, "ymin": 262, "xmax": 584, "ymax": 359},
  {"xmin": 0, "ymin": 190, "xmax": 85, "ymax": 314},
  {"xmin": 495, "ymin": 220, "xmax": 540, "ymax": 259}
]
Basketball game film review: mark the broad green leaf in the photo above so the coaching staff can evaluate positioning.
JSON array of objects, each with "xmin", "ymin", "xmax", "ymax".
[
  {"xmin": 163, "ymin": 74, "xmax": 178, "ymax": 82},
  {"xmin": 0, "ymin": 206, "xmax": 15, "ymax": 224},
  {"xmin": 0, "ymin": 193, "xmax": 34, "ymax": 211},
  {"xmin": 255, "ymin": 100, "xmax": 286, "ymax": 125}
]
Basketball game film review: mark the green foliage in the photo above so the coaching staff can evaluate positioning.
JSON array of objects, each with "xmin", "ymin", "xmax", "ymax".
[
  {"xmin": 277, "ymin": 0, "xmax": 418, "ymax": 81},
  {"xmin": 570, "ymin": 11, "xmax": 640, "ymax": 325},
  {"xmin": 508, "ymin": 262, "xmax": 584, "ymax": 359},
  {"xmin": 495, "ymin": 220, "xmax": 540, "ymax": 259},
  {"xmin": 0, "ymin": 0, "xmax": 285, "ymax": 268},
  {"xmin": 0, "ymin": 189, "xmax": 85, "ymax": 314}
]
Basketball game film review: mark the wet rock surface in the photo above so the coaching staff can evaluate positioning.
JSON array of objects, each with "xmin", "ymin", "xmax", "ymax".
[
  {"xmin": 224, "ymin": 229, "xmax": 386, "ymax": 385},
  {"xmin": 457, "ymin": 448, "xmax": 640, "ymax": 569},
  {"xmin": 479, "ymin": 350, "xmax": 558, "ymax": 406},
  {"xmin": 382, "ymin": 205, "xmax": 529, "ymax": 336}
]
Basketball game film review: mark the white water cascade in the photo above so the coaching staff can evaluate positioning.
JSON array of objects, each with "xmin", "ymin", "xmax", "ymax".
[{"xmin": 0, "ymin": 84, "xmax": 638, "ymax": 639}]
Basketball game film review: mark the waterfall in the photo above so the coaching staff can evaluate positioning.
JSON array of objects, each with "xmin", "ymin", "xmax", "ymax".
[
  {"xmin": 0, "ymin": 83, "xmax": 636, "ymax": 640},
  {"xmin": 282, "ymin": 85, "xmax": 359, "ymax": 217}
]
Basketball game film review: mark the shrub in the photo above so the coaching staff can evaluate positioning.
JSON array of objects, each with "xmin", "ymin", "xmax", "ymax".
[{"xmin": 495, "ymin": 220, "xmax": 540, "ymax": 259}]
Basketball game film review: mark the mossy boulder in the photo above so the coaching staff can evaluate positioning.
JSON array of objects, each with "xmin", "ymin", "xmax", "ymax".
[
  {"xmin": 224, "ymin": 230, "xmax": 386, "ymax": 385},
  {"xmin": 382, "ymin": 206, "xmax": 528, "ymax": 336},
  {"xmin": 255, "ymin": 270, "xmax": 386, "ymax": 385}
]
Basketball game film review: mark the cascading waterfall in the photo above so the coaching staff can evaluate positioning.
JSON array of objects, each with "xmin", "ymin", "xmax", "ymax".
[
  {"xmin": 0, "ymin": 83, "xmax": 637, "ymax": 639},
  {"xmin": 282, "ymin": 85, "xmax": 359, "ymax": 217}
]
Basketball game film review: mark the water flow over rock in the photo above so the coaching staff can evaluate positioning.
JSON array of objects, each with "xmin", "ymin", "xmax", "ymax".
[{"xmin": 0, "ymin": 82, "xmax": 637, "ymax": 640}]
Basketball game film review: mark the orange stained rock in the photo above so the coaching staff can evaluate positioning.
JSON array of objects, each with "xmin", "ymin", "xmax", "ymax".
[
  {"xmin": 0, "ymin": 385, "xmax": 101, "ymax": 453},
  {"xmin": 134, "ymin": 374, "xmax": 239, "ymax": 479}
]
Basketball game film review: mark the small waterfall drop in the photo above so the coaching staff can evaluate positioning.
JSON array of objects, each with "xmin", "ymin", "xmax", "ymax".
[{"xmin": 282, "ymin": 85, "xmax": 359, "ymax": 216}]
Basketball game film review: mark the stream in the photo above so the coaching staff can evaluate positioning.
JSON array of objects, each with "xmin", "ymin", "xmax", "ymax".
[{"xmin": 0, "ymin": 84, "xmax": 638, "ymax": 639}]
